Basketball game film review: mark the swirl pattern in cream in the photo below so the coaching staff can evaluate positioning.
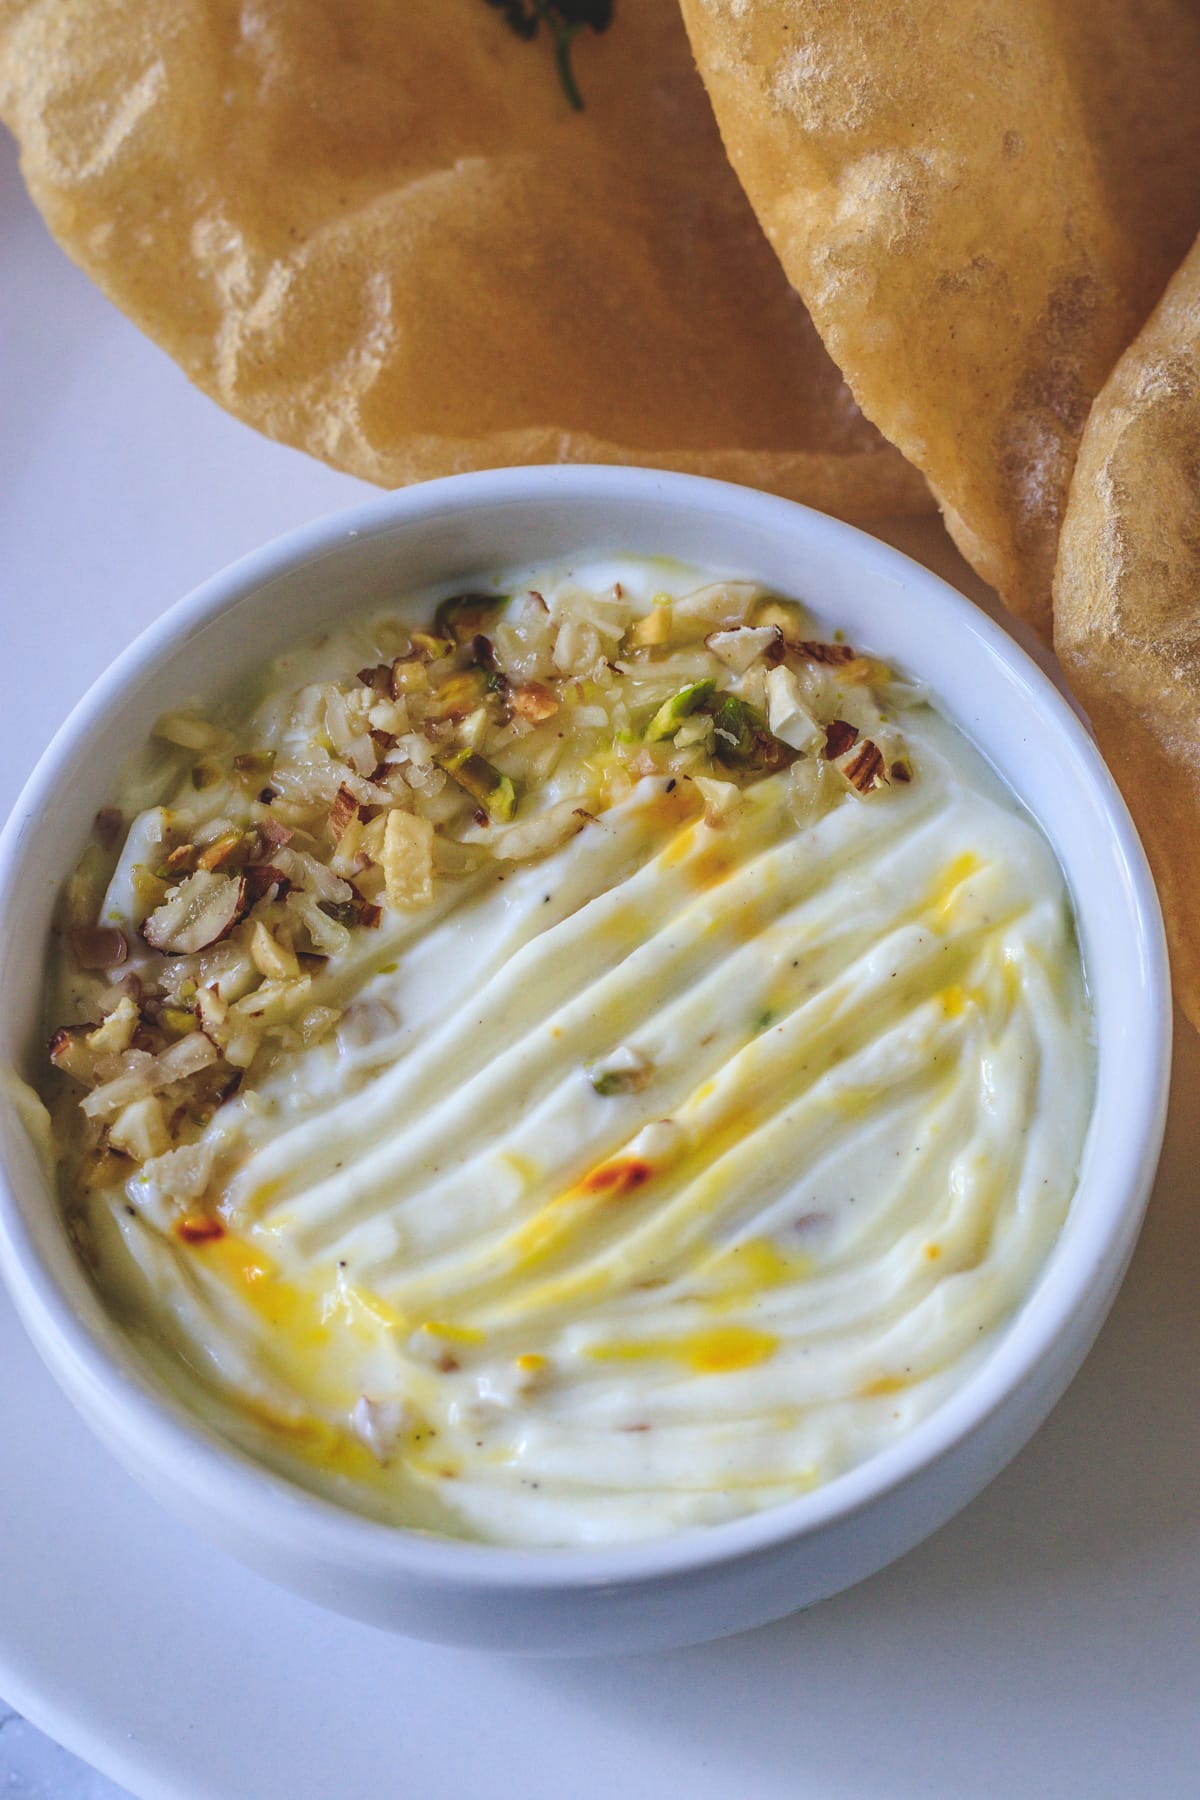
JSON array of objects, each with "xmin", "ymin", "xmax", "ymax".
[{"xmin": 89, "ymin": 700, "xmax": 1090, "ymax": 1546}]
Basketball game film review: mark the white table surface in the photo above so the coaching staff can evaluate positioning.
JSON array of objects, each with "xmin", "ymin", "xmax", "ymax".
[{"xmin": 3, "ymin": 122, "xmax": 1200, "ymax": 1800}]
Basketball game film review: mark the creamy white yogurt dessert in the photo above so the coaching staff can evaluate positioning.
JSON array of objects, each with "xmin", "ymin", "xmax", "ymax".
[{"xmin": 31, "ymin": 558, "xmax": 1093, "ymax": 1548}]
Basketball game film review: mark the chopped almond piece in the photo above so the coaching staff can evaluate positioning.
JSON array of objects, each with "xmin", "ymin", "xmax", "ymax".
[
  {"xmin": 143, "ymin": 871, "xmax": 248, "ymax": 955},
  {"xmin": 330, "ymin": 810, "xmax": 366, "ymax": 877},
  {"xmin": 706, "ymin": 625, "xmax": 782, "ymax": 674},
  {"xmin": 360, "ymin": 812, "xmax": 389, "ymax": 864},
  {"xmin": 329, "ymin": 784, "xmax": 360, "ymax": 842},
  {"xmin": 389, "ymin": 656, "xmax": 429, "ymax": 699},
  {"xmin": 244, "ymin": 864, "xmax": 291, "ymax": 904},
  {"xmin": 822, "ymin": 719, "xmax": 860, "ymax": 760},
  {"xmin": 232, "ymin": 975, "xmax": 312, "ymax": 1025},
  {"xmin": 752, "ymin": 598, "xmax": 808, "ymax": 642},
  {"xmin": 195, "ymin": 985, "xmax": 228, "ymax": 1040},
  {"xmin": 257, "ymin": 815, "xmax": 294, "ymax": 851},
  {"xmin": 631, "ymin": 606, "xmax": 673, "ymax": 648},
  {"xmin": 510, "ymin": 682, "xmax": 559, "ymax": 723},
  {"xmin": 250, "ymin": 921, "xmax": 301, "ymax": 981},
  {"xmin": 672, "ymin": 581, "xmax": 759, "ymax": 631},
  {"xmin": 81, "ymin": 1032, "xmax": 219, "ymax": 1120},
  {"xmin": 382, "ymin": 809, "xmax": 435, "ymax": 909},
  {"xmin": 48, "ymin": 1026, "xmax": 97, "ymax": 1086},
  {"xmin": 222, "ymin": 1016, "xmax": 264, "ymax": 1070},
  {"xmin": 86, "ymin": 995, "xmax": 140, "ymax": 1058},
  {"xmin": 797, "ymin": 640, "xmax": 857, "ymax": 667},
  {"xmin": 693, "ymin": 775, "xmax": 741, "ymax": 825},
  {"xmin": 765, "ymin": 665, "xmax": 821, "ymax": 751},
  {"xmin": 841, "ymin": 740, "xmax": 887, "ymax": 794},
  {"xmin": 108, "ymin": 1095, "xmax": 171, "ymax": 1163}
]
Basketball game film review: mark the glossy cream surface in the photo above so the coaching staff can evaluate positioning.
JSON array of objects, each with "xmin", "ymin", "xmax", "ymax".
[{"xmin": 44, "ymin": 560, "xmax": 1093, "ymax": 1547}]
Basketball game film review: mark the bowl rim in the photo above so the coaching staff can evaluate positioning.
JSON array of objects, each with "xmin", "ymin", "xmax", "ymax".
[{"xmin": 0, "ymin": 464, "xmax": 1172, "ymax": 1592}]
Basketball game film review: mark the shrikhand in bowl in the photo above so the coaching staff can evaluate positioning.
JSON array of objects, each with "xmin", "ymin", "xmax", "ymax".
[
  {"xmin": 0, "ymin": 470, "xmax": 1169, "ymax": 1651},
  {"xmin": 35, "ymin": 556, "xmax": 1092, "ymax": 1549}
]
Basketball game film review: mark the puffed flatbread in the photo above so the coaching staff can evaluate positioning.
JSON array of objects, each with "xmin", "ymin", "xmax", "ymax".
[
  {"xmin": 679, "ymin": 0, "xmax": 1200, "ymax": 630},
  {"xmin": 1055, "ymin": 231, "xmax": 1200, "ymax": 1027},
  {"xmin": 0, "ymin": 0, "xmax": 926, "ymax": 515}
]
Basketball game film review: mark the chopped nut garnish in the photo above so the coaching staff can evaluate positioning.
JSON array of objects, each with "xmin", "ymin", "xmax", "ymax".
[
  {"xmin": 328, "ymin": 784, "xmax": 360, "ymax": 842},
  {"xmin": 841, "ymin": 740, "xmax": 887, "ymax": 793},
  {"xmin": 389, "ymin": 655, "xmax": 428, "ymax": 699},
  {"xmin": 86, "ymin": 995, "xmax": 139, "ymax": 1058},
  {"xmin": 765, "ymin": 665, "xmax": 821, "ymax": 751},
  {"xmin": 49, "ymin": 1025, "xmax": 97, "ymax": 1085},
  {"xmin": 410, "ymin": 631, "xmax": 454, "ymax": 662},
  {"xmin": 382, "ymin": 810, "xmax": 435, "ymax": 909},
  {"xmin": 108, "ymin": 1095, "xmax": 171, "ymax": 1163},
  {"xmin": 797, "ymin": 640, "xmax": 858, "ymax": 667},
  {"xmin": 510, "ymin": 681, "xmax": 559, "ymax": 722},
  {"xmin": 47, "ymin": 574, "xmax": 914, "ymax": 1195},
  {"xmin": 705, "ymin": 625, "xmax": 782, "ymax": 674},
  {"xmin": 81, "ymin": 1031, "xmax": 219, "ymax": 1120},
  {"xmin": 196, "ymin": 830, "xmax": 248, "ymax": 872},
  {"xmin": 243, "ymin": 864, "xmax": 291, "ymax": 904},
  {"xmin": 143, "ymin": 871, "xmax": 248, "ymax": 955},
  {"xmin": 436, "ymin": 749, "xmax": 518, "ymax": 822},
  {"xmin": 257, "ymin": 816, "xmax": 294, "ymax": 851},
  {"xmin": 589, "ymin": 1046, "xmax": 654, "ymax": 1096},
  {"xmin": 822, "ymin": 719, "xmax": 860, "ymax": 760},
  {"xmin": 250, "ymin": 920, "xmax": 302, "ymax": 982}
]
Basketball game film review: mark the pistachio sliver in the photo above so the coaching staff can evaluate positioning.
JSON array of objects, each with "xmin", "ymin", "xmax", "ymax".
[
  {"xmin": 588, "ymin": 1046, "xmax": 654, "ymax": 1096},
  {"xmin": 432, "ymin": 591, "xmax": 505, "ymax": 644},
  {"xmin": 709, "ymin": 695, "xmax": 793, "ymax": 771},
  {"xmin": 428, "ymin": 668, "xmax": 493, "ymax": 721},
  {"xmin": 644, "ymin": 679, "xmax": 717, "ymax": 743},
  {"xmin": 436, "ymin": 749, "xmax": 518, "ymax": 821}
]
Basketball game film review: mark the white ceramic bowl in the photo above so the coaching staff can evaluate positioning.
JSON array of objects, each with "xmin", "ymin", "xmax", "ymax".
[{"xmin": 0, "ymin": 468, "xmax": 1171, "ymax": 1656}]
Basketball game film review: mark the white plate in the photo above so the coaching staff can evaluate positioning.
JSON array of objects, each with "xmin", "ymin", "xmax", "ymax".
[{"xmin": 3, "ymin": 128, "xmax": 1200, "ymax": 1799}]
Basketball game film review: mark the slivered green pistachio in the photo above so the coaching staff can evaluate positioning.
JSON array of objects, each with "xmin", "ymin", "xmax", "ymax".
[
  {"xmin": 590, "ymin": 1065, "xmax": 649, "ymax": 1096},
  {"xmin": 232, "ymin": 749, "xmax": 276, "ymax": 777},
  {"xmin": 409, "ymin": 632, "xmax": 456, "ymax": 662},
  {"xmin": 191, "ymin": 758, "xmax": 223, "ymax": 791},
  {"xmin": 709, "ymin": 695, "xmax": 792, "ymax": 772},
  {"xmin": 644, "ymin": 680, "xmax": 716, "ymax": 744},
  {"xmin": 588, "ymin": 1045, "xmax": 653, "ymax": 1095},
  {"xmin": 436, "ymin": 749, "xmax": 518, "ymax": 821},
  {"xmin": 429, "ymin": 668, "xmax": 494, "ymax": 720},
  {"xmin": 433, "ymin": 591, "xmax": 505, "ymax": 644}
]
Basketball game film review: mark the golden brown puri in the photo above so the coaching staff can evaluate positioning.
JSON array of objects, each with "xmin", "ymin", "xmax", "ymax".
[
  {"xmin": 678, "ymin": 0, "xmax": 1200, "ymax": 633},
  {"xmin": 0, "ymin": 0, "xmax": 926, "ymax": 513},
  {"xmin": 1055, "ymin": 232, "xmax": 1200, "ymax": 1029}
]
